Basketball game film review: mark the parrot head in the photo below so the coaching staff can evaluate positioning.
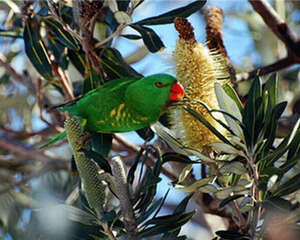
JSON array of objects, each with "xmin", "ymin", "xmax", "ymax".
[{"xmin": 125, "ymin": 74, "xmax": 184, "ymax": 122}]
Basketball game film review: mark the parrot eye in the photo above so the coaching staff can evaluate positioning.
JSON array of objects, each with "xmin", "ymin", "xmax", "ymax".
[{"xmin": 155, "ymin": 82, "xmax": 164, "ymax": 88}]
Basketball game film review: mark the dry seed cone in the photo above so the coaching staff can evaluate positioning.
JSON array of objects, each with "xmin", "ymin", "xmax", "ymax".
[{"xmin": 171, "ymin": 17, "xmax": 229, "ymax": 150}]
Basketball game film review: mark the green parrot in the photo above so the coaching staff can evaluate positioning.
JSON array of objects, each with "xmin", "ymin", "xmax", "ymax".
[{"xmin": 59, "ymin": 73, "xmax": 184, "ymax": 133}]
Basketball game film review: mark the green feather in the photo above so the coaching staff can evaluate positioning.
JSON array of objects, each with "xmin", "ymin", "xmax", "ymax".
[
  {"xmin": 65, "ymin": 74, "xmax": 177, "ymax": 133},
  {"xmin": 41, "ymin": 74, "xmax": 178, "ymax": 148}
]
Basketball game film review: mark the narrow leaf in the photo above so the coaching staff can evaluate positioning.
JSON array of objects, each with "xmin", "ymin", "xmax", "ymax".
[
  {"xmin": 215, "ymin": 83, "xmax": 244, "ymax": 138},
  {"xmin": 130, "ymin": 24, "xmax": 165, "ymax": 53},
  {"xmin": 132, "ymin": 1, "xmax": 207, "ymax": 25},
  {"xmin": 44, "ymin": 18, "xmax": 79, "ymax": 50},
  {"xmin": 218, "ymin": 194, "xmax": 244, "ymax": 210},
  {"xmin": 183, "ymin": 106, "xmax": 233, "ymax": 146},
  {"xmin": 24, "ymin": 20, "xmax": 53, "ymax": 80}
]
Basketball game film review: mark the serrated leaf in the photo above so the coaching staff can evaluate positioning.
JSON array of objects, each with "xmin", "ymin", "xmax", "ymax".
[
  {"xmin": 215, "ymin": 83, "xmax": 244, "ymax": 138},
  {"xmin": 44, "ymin": 18, "xmax": 79, "ymax": 50},
  {"xmin": 130, "ymin": 24, "xmax": 165, "ymax": 53},
  {"xmin": 132, "ymin": 1, "xmax": 206, "ymax": 25},
  {"xmin": 24, "ymin": 20, "xmax": 53, "ymax": 80}
]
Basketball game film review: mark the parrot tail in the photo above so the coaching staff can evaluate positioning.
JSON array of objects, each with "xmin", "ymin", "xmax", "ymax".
[{"xmin": 47, "ymin": 97, "xmax": 80, "ymax": 116}]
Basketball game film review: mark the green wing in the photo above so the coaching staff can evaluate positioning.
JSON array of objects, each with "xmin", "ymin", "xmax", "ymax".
[{"xmin": 60, "ymin": 77, "xmax": 152, "ymax": 133}]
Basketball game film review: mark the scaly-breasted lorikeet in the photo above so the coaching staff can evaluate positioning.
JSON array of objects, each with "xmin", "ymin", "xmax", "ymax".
[{"xmin": 59, "ymin": 73, "xmax": 184, "ymax": 133}]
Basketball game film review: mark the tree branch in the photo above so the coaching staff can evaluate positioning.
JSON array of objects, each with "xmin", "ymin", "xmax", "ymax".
[{"xmin": 236, "ymin": 0, "xmax": 300, "ymax": 82}]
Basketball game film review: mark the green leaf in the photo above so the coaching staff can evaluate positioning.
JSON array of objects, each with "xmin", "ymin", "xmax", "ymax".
[
  {"xmin": 262, "ymin": 119, "xmax": 300, "ymax": 166},
  {"xmin": 120, "ymin": 34, "xmax": 142, "ymax": 40},
  {"xmin": 264, "ymin": 197, "xmax": 292, "ymax": 211},
  {"xmin": 287, "ymin": 119, "xmax": 300, "ymax": 160},
  {"xmin": 130, "ymin": 24, "xmax": 165, "ymax": 53},
  {"xmin": 177, "ymin": 164, "xmax": 193, "ymax": 184},
  {"xmin": 47, "ymin": 38, "xmax": 69, "ymax": 69},
  {"xmin": 216, "ymin": 230, "xmax": 250, "ymax": 240},
  {"xmin": 272, "ymin": 172, "xmax": 300, "ymax": 197},
  {"xmin": 132, "ymin": 1, "xmax": 207, "ymax": 25},
  {"xmin": 136, "ymin": 127, "xmax": 154, "ymax": 141},
  {"xmin": 83, "ymin": 64, "xmax": 103, "ymax": 93},
  {"xmin": 219, "ymin": 161, "xmax": 247, "ymax": 175},
  {"xmin": 23, "ymin": 19, "xmax": 53, "ymax": 80},
  {"xmin": 260, "ymin": 101, "xmax": 287, "ymax": 151},
  {"xmin": 0, "ymin": 29, "xmax": 22, "ymax": 38},
  {"xmin": 44, "ymin": 18, "xmax": 79, "ymax": 50},
  {"xmin": 218, "ymin": 194, "xmax": 244, "ymax": 210},
  {"xmin": 173, "ymin": 177, "xmax": 213, "ymax": 193},
  {"xmin": 223, "ymin": 83, "xmax": 243, "ymax": 112},
  {"xmin": 68, "ymin": 49, "xmax": 86, "ymax": 76},
  {"xmin": 139, "ymin": 211, "xmax": 195, "ymax": 238},
  {"xmin": 162, "ymin": 195, "xmax": 193, "ymax": 239},
  {"xmin": 90, "ymin": 133, "xmax": 113, "ymax": 157},
  {"xmin": 127, "ymin": 148, "xmax": 143, "ymax": 185},
  {"xmin": 137, "ymin": 196, "xmax": 166, "ymax": 224},
  {"xmin": 210, "ymin": 142, "xmax": 244, "ymax": 155},
  {"xmin": 264, "ymin": 73, "xmax": 278, "ymax": 108},
  {"xmin": 99, "ymin": 47, "xmax": 142, "ymax": 79},
  {"xmin": 215, "ymin": 83, "xmax": 244, "ymax": 138},
  {"xmin": 162, "ymin": 152, "xmax": 197, "ymax": 164},
  {"xmin": 183, "ymin": 106, "xmax": 233, "ymax": 146},
  {"xmin": 39, "ymin": 131, "xmax": 67, "ymax": 149},
  {"xmin": 242, "ymin": 76, "xmax": 262, "ymax": 149},
  {"xmin": 152, "ymin": 123, "xmax": 215, "ymax": 162}
]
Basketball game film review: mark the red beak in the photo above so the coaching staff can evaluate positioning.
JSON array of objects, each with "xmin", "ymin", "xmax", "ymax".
[{"xmin": 169, "ymin": 82, "xmax": 184, "ymax": 101}]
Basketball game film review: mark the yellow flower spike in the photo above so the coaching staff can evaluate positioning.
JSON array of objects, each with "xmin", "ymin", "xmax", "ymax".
[{"xmin": 171, "ymin": 17, "xmax": 230, "ymax": 150}]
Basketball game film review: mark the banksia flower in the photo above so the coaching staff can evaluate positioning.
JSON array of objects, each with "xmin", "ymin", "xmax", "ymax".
[
  {"xmin": 171, "ymin": 17, "xmax": 230, "ymax": 150},
  {"xmin": 65, "ymin": 117, "xmax": 106, "ymax": 216}
]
